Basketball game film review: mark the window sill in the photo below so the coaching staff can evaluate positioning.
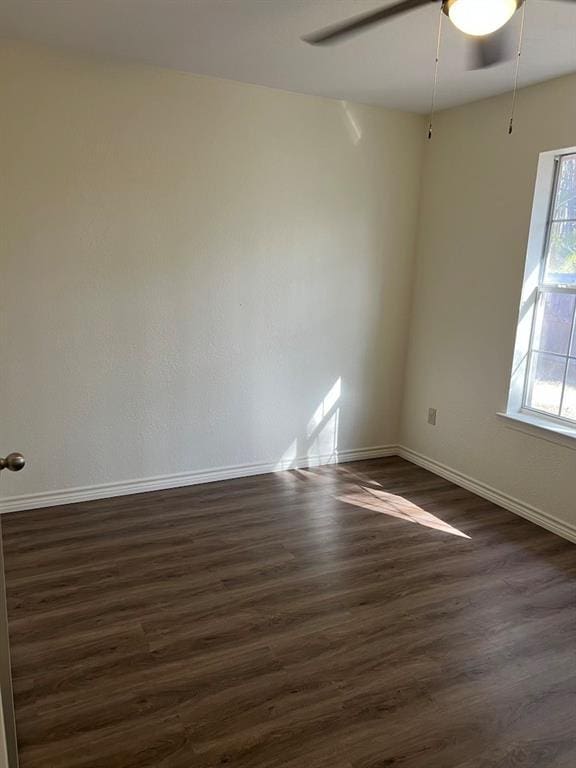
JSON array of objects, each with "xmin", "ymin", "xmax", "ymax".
[{"xmin": 497, "ymin": 411, "xmax": 576, "ymax": 451}]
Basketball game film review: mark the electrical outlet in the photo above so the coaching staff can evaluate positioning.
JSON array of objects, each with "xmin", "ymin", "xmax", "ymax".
[{"xmin": 428, "ymin": 408, "xmax": 437, "ymax": 426}]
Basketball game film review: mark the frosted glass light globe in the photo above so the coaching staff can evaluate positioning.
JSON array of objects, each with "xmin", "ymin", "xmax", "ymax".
[{"xmin": 447, "ymin": 0, "xmax": 517, "ymax": 37}]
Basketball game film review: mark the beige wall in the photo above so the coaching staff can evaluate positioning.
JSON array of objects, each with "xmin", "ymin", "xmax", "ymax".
[
  {"xmin": 3, "ymin": 40, "xmax": 574, "ymax": 534},
  {"xmin": 0, "ymin": 42, "xmax": 424, "ymax": 500},
  {"xmin": 401, "ymin": 73, "xmax": 576, "ymax": 530}
]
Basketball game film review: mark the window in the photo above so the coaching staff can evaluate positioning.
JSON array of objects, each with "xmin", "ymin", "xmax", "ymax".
[
  {"xmin": 506, "ymin": 148, "xmax": 576, "ymax": 437},
  {"xmin": 524, "ymin": 153, "xmax": 576, "ymax": 422}
]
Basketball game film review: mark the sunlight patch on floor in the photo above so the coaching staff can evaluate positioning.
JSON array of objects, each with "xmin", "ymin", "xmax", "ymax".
[
  {"xmin": 338, "ymin": 486, "xmax": 471, "ymax": 539},
  {"xmin": 337, "ymin": 466, "xmax": 383, "ymax": 488}
]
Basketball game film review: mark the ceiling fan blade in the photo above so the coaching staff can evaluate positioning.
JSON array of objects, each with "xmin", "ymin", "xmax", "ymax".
[
  {"xmin": 303, "ymin": 0, "xmax": 437, "ymax": 45},
  {"xmin": 468, "ymin": 26, "xmax": 514, "ymax": 70}
]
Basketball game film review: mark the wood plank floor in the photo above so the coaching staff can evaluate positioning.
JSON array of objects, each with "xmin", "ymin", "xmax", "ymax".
[{"xmin": 2, "ymin": 457, "xmax": 576, "ymax": 768}]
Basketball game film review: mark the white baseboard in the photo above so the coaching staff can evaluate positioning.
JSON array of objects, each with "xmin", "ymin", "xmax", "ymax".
[
  {"xmin": 3, "ymin": 442, "xmax": 574, "ymax": 547},
  {"xmin": 0, "ymin": 444, "xmax": 398, "ymax": 514},
  {"xmin": 398, "ymin": 445, "xmax": 576, "ymax": 545}
]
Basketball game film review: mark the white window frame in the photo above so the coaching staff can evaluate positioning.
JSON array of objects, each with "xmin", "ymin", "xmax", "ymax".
[{"xmin": 502, "ymin": 146, "xmax": 576, "ymax": 445}]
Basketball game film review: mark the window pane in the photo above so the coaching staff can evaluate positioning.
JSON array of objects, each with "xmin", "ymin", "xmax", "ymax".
[
  {"xmin": 533, "ymin": 292, "xmax": 575, "ymax": 355},
  {"xmin": 544, "ymin": 221, "xmax": 576, "ymax": 283},
  {"xmin": 526, "ymin": 352, "xmax": 566, "ymax": 416},
  {"xmin": 553, "ymin": 155, "xmax": 576, "ymax": 220},
  {"xmin": 561, "ymin": 360, "xmax": 576, "ymax": 422}
]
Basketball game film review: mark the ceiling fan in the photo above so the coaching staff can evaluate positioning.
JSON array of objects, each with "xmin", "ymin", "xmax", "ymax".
[{"xmin": 303, "ymin": 0, "xmax": 575, "ymax": 70}]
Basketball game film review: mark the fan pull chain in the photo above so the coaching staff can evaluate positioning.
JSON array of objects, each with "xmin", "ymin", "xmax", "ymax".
[
  {"xmin": 509, "ymin": 0, "xmax": 527, "ymax": 135},
  {"xmin": 428, "ymin": 3, "xmax": 444, "ymax": 140}
]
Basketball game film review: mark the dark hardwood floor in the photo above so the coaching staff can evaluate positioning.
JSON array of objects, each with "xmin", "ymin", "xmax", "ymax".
[{"xmin": 2, "ymin": 457, "xmax": 576, "ymax": 768}]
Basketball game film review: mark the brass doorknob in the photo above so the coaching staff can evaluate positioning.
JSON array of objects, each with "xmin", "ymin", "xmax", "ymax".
[{"xmin": 0, "ymin": 453, "xmax": 25, "ymax": 472}]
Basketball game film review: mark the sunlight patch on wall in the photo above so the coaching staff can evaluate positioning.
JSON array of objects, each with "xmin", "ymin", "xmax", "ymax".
[
  {"xmin": 341, "ymin": 101, "xmax": 362, "ymax": 146},
  {"xmin": 275, "ymin": 378, "xmax": 342, "ymax": 472},
  {"xmin": 307, "ymin": 377, "xmax": 341, "ymax": 466},
  {"xmin": 275, "ymin": 439, "xmax": 298, "ymax": 471}
]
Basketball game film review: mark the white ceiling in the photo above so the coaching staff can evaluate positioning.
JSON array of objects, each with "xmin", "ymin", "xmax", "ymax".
[{"xmin": 1, "ymin": 0, "xmax": 576, "ymax": 113}]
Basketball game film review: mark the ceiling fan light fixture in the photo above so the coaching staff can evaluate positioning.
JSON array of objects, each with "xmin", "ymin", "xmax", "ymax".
[{"xmin": 445, "ymin": 0, "xmax": 518, "ymax": 37}]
